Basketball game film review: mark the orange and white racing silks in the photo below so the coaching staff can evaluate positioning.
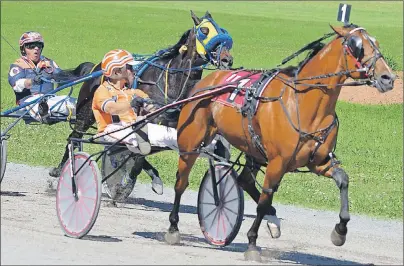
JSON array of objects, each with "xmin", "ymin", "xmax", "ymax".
[{"xmin": 92, "ymin": 80, "xmax": 178, "ymax": 151}]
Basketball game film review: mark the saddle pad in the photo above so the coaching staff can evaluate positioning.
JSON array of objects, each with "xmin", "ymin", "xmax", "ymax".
[{"xmin": 211, "ymin": 70, "xmax": 272, "ymax": 109}]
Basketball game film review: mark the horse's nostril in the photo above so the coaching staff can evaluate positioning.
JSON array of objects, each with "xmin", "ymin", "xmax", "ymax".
[{"xmin": 381, "ymin": 74, "xmax": 391, "ymax": 81}]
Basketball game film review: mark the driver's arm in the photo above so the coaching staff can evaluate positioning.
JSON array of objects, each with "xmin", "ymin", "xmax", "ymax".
[
  {"xmin": 104, "ymin": 88, "xmax": 150, "ymax": 115},
  {"xmin": 8, "ymin": 64, "xmax": 33, "ymax": 92},
  {"xmin": 92, "ymin": 85, "xmax": 131, "ymax": 116}
]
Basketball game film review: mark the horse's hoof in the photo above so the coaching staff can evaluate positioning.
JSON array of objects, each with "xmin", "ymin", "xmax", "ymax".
[
  {"xmin": 244, "ymin": 247, "xmax": 262, "ymax": 262},
  {"xmin": 164, "ymin": 231, "xmax": 180, "ymax": 245},
  {"xmin": 331, "ymin": 228, "xmax": 346, "ymax": 246},
  {"xmin": 104, "ymin": 201, "xmax": 118, "ymax": 208},
  {"xmin": 264, "ymin": 215, "xmax": 281, "ymax": 239},
  {"xmin": 49, "ymin": 167, "xmax": 61, "ymax": 178}
]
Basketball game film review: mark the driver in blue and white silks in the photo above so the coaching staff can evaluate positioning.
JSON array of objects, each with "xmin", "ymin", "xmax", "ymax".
[{"xmin": 7, "ymin": 31, "xmax": 76, "ymax": 123}]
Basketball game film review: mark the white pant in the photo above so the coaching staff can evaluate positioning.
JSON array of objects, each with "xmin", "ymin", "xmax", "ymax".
[
  {"xmin": 22, "ymin": 94, "xmax": 76, "ymax": 121},
  {"xmin": 102, "ymin": 123, "xmax": 178, "ymax": 152},
  {"xmin": 101, "ymin": 123, "xmax": 228, "ymax": 158}
]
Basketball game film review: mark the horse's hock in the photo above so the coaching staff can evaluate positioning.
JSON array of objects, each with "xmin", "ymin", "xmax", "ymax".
[{"xmin": 339, "ymin": 71, "xmax": 403, "ymax": 105}]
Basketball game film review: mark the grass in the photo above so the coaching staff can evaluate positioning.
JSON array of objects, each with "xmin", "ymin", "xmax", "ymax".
[{"xmin": 1, "ymin": 1, "xmax": 403, "ymax": 220}]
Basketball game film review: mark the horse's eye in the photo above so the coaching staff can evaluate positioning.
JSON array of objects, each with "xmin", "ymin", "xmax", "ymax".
[{"xmin": 200, "ymin": 27, "xmax": 209, "ymax": 35}]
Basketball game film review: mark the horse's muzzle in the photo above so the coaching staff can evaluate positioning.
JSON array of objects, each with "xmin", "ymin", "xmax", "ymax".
[
  {"xmin": 219, "ymin": 56, "xmax": 233, "ymax": 70},
  {"xmin": 374, "ymin": 71, "xmax": 396, "ymax": 93}
]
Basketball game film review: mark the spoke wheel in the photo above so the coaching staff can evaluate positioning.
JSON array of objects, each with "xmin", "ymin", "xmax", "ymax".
[
  {"xmin": 56, "ymin": 152, "xmax": 101, "ymax": 238},
  {"xmin": 197, "ymin": 162, "xmax": 244, "ymax": 247}
]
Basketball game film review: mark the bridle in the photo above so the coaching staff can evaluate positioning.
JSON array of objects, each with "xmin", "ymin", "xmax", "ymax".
[{"xmin": 341, "ymin": 27, "xmax": 384, "ymax": 86}]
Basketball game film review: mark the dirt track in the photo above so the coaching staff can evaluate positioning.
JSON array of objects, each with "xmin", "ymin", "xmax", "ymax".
[
  {"xmin": 1, "ymin": 163, "xmax": 402, "ymax": 265},
  {"xmin": 339, "ymin": 71, "xmax": 403, "ymax": 105}
]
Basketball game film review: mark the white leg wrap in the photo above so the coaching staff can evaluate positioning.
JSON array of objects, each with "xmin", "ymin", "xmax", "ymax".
[{"xmin": 264, "ymin": 214, "xmax": 281, "ymax": 239}]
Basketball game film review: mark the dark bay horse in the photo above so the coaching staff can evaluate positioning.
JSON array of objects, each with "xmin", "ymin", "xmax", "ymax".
[
  {"xmin": 49, "ymin": 11, "xmax": 234, "ymax": 183},
  {"xmin": 166, "ymin": 24, "xmax": 396, "ymax": 261}
]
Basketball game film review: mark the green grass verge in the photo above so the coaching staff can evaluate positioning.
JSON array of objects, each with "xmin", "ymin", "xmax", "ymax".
[{"xmin": 1, "ymin": 2, "xmax": 402, "ymax": 220}]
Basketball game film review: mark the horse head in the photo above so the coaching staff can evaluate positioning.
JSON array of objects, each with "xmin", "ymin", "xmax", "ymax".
[
  {"xmin": 330, "ymin": 24, "xmax": 396, "ymax": 93},
  {"xmin": 189, "ymin": 10, "xmax": 234, "ymax": 69}
]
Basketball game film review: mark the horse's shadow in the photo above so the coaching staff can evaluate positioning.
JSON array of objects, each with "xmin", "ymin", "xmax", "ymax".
[
  {"xmin": 133, "ymin": 231, "xmax": 369, "ymax": 265},
  {"xmin": 115, "ymin": 196, "xmax": 272, "ymax": 221},
  {"xmin": 120, "ymin": 197, "xmax": 198, "ymax": 214},
  {"xmin": 81, "ymin": 235, "xmax": 122, "ymax": 242},
  {"xmin": 0, "ymin": 191, "xmax": 26, "ymax": 197}
]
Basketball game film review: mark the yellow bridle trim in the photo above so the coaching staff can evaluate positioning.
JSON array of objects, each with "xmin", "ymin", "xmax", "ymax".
[
  {"xmin": 165, "ymin": 59, "xmax": 173, "ymax": 104},
  {"xmin": 195, "ymin": 19, "xmax": 219, "ymax": 57}
]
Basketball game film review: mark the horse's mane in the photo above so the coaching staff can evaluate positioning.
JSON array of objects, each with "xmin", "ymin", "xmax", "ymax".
[
  {"xmin": 343, "ymin": 23, "xmax": 361, "ymax": 30},
  {"xmin": 280, "ymin": 41, "xmax": 326, "ymax": 77},
  {"xmin": 288, "ymin": 25, "xmax": 362, "ymax": 73},
  {"xmin": 158, "ymin": 29, "xmax": 192, "ymax": 60}
]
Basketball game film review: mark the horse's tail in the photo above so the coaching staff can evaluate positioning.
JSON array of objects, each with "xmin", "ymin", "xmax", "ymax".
[{"xmin": 50, "ymin": 62, "xmax": 96, "ymax": 83}]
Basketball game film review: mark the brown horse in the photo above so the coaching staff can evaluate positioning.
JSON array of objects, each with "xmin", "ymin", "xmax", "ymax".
[{"xmin": 165, "ymin": 24, "xmax": 396, "ymax": 261}]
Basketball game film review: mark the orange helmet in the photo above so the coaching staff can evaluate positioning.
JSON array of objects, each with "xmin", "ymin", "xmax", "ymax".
[{"xmin": 101, "ymin": 49, "xmax": 136, "ymax": 78}]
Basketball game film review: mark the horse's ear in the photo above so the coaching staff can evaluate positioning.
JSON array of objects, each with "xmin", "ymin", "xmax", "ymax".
[
  {"xmin": 190, "ymin": 10, "xmax": 201, "ymax": 25},
  {"xmin": 329, "ymin": 24, "xmax": 346, "ymax": 36},
  {"xmin": 205, "ymin": 11, "xmax": 212, "ymax": 18}
]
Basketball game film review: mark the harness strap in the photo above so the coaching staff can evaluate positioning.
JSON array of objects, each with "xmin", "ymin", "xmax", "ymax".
[
  {"xmin": 240, "ymin": 70, "xmax": 280, "ymax": 161},
  {"xmin": 165, "ymin": 59, "xmax": 173, "ymax": 104},
  {"xmin": 318, "ymin": 153, "xmax": 341, "ymax": 176},
  {"xmin": 308, "ymin": 115, "xmax": 339, "ymax": 162}
]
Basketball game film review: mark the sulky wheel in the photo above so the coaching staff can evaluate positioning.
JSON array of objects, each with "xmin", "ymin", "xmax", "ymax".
[
  {"xmin": 197, "ymin": 162, "xmax": 244, "ymax": 247},
  {"xmin": 56, "ymin": 152, "xmax": 102, "ymax": 238},
  {"xmin": 0, "ymin": 137, "xmax": 7, "ymax": 183},
  {"xmin": 101, "ymin": 146, "xmax": 137, "ymax": 203}
]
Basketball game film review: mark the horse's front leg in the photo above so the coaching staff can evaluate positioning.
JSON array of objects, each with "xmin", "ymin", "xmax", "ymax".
[
  {"xmin": 308, "ymin": 154, "xmax": 350, "ymax": 246},
  {"xmin": 244, "ymin": 155, "xmax": 286, "ymax": 262}
]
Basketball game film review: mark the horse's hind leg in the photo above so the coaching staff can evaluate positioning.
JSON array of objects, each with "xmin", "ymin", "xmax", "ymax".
[
  {"xmin": 237, "ymin": 155, "xmax": 280, "ymax": 238},
  {"xmin": 309, "ymin": 156, "xmax": 350, "ymax": 246},
  {"xmin": 49, "ymin": 101, "xmax": 95, "ymax": 177},
  {"xmin": 165, "ymin": 108, "xmax": 216, "ymax": 245},
  {"xmin": 244, "ymin": 156, "xmax": 286, "ymax": 262}
]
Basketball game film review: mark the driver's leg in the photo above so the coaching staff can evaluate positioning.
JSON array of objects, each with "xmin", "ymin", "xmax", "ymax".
[
  {"xmin": 147, "ymin": 123, "xmax": 178, "ymax": 150},
  {"xmin": 46, "ymin": 95, "xmax": 76, "ymax": 118}
]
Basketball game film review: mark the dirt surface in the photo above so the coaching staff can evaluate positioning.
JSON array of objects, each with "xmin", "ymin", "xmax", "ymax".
[
  {"xmin": 339, "ymin": 71, "xmax": 403, "ymax": 105},
  {"xmin": 1, "ymin": 163, "xmax": 403, "ymax": 265}
]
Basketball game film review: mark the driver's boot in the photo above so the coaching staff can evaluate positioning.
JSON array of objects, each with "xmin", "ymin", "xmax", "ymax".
[{"xmin": 38, "ymin": 99, "xmax": 52, "ymax": 124}]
